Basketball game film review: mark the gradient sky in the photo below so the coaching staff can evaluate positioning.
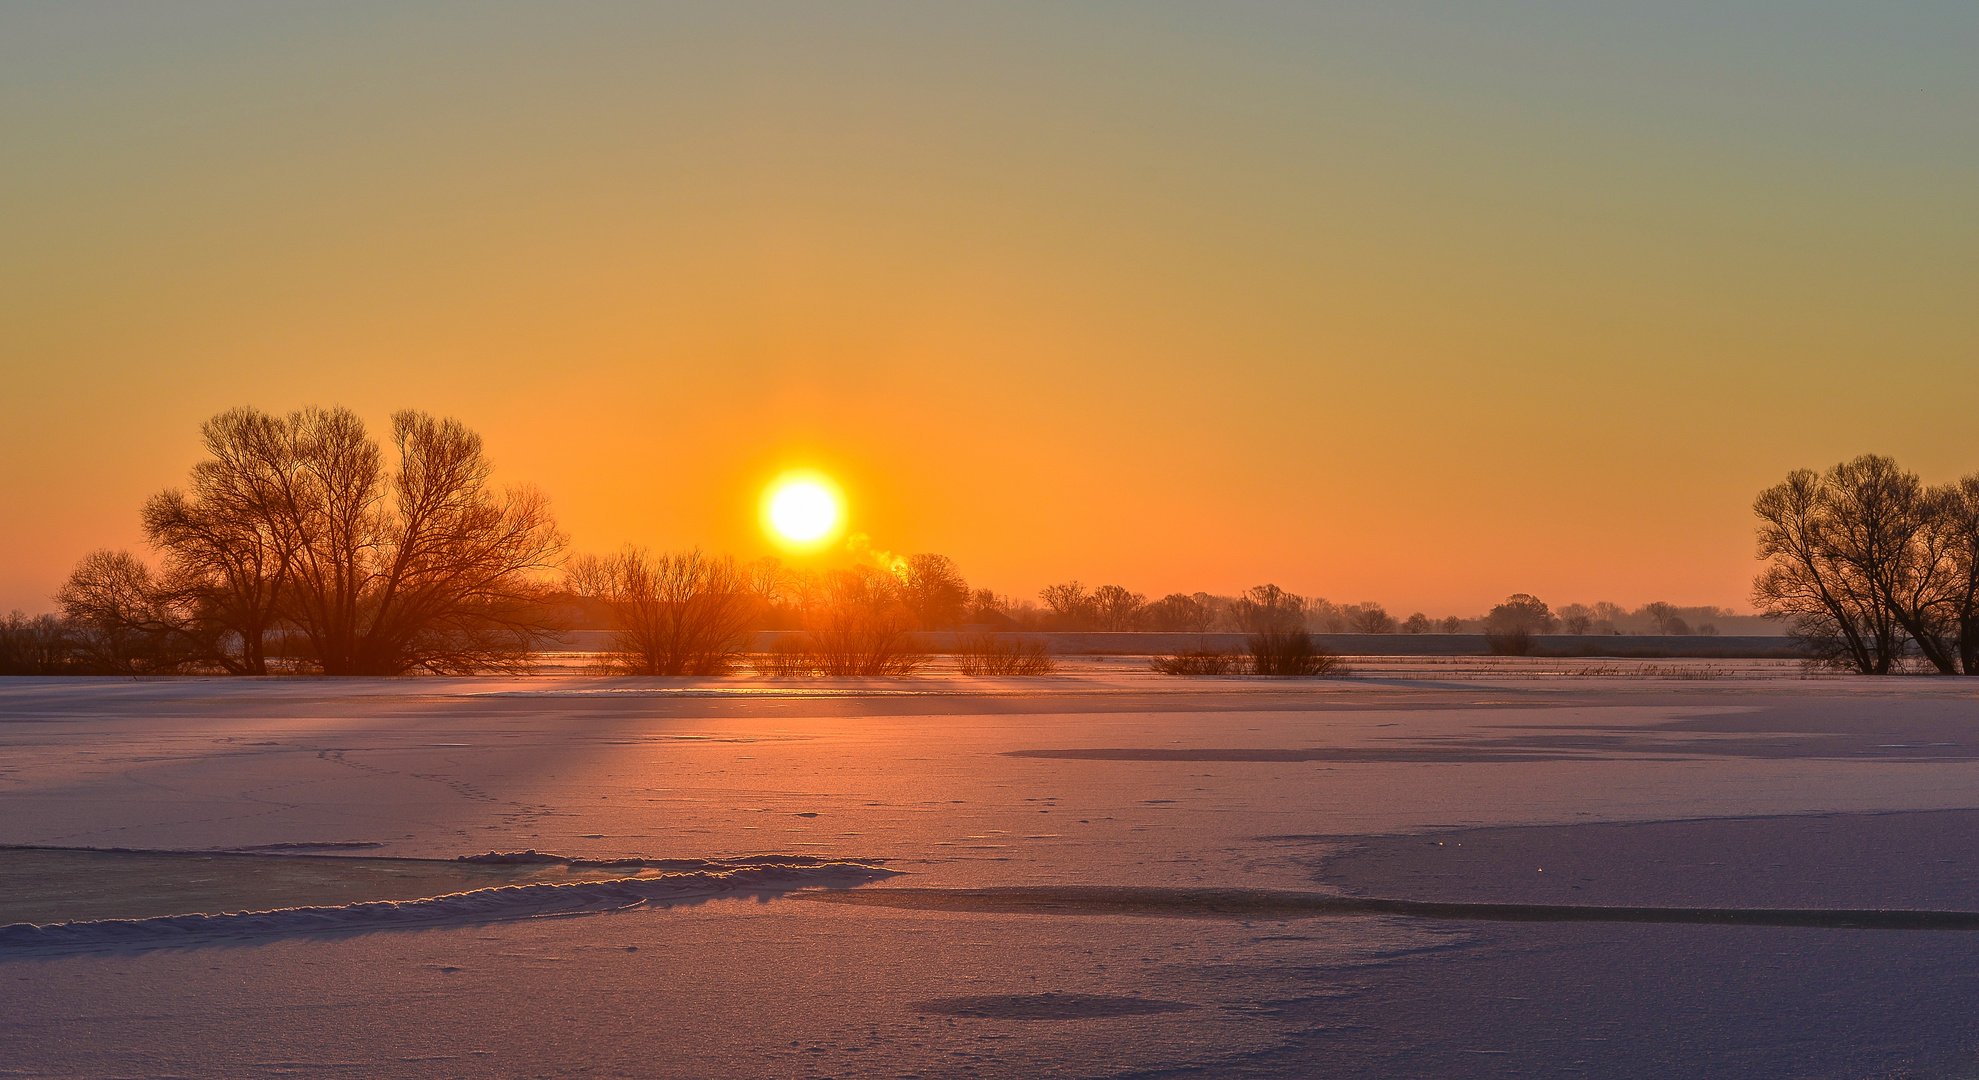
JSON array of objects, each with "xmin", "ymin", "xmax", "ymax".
[{"xmin": 3, "ymin": 2, "xmax": 1974, "ymax": 616}]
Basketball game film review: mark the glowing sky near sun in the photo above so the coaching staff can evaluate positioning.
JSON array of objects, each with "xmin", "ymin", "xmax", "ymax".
[{"xmin": 1, "ymin": 4, "xmax": 1974, "ymax": 614}]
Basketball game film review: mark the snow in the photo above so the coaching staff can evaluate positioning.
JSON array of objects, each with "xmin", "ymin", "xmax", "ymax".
[{"xmin": 4, "ymin": 667, "xmax": 1979, "ymax": 1077}]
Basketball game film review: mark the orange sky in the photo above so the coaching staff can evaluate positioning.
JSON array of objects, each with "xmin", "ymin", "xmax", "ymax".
[{"xmin": 2, "ymin": 6, "xmax": 1974, "ymax": 616}]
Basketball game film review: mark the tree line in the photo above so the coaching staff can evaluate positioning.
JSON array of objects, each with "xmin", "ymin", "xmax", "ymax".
[
  {"xmin": 1, "ymin": 405, "xmax": 1803, "ymax": 677},
  {"xmin": 993, "ymin": 582, "xmax": 1736, "ymax": 638},
  {"xmin": 1753, "ymin": 454, "xmax": 1979, "ymax": 675}
]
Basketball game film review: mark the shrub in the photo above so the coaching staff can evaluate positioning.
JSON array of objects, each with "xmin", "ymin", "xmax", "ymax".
[
  {"xmin": 955, "ymin": 633, "xmax": 1056, "ymax": 676},
  {"xmin": 1246, "ymin": 630, "xmax": 1343, "ymax": 676},
  {"xmin": 804, "ymin": 626, "xmax": 926, "ymax": 676},
  {"xmin": 574, "ymin": 548, "xmax": 756, "ymax": 676},
  {"xmin": 1150, "ymin": 649, "xmax": 1238, "ymax": 676},
  {"xmin": 801, "ymin": 568, "xmax": 927, "ymax": 676},
  {"xmin": 1485, "ymin": 628, "xmax": 1535, "ymax": 656}
]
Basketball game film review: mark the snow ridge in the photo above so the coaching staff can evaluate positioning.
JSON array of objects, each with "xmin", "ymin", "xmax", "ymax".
[{"xmin": 0, "ymin": 862, "xmax": 897, "ymax": 956}]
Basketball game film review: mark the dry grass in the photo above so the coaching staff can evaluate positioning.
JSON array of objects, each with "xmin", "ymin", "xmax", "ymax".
[
  {"xmin": 1553, "ymin": 662, "xmax": 1726, "ymax": 679},
  {"xmin": 1149, "ymin": 649, "xmax": 1239, "ymax": 676},
  {"xmin": 750, "ymin": 637, "xmax": 813, "ymax": 677},
  {"xmin": 955, "ymin": 634, "xmax": 1056, "ymax": 676}
]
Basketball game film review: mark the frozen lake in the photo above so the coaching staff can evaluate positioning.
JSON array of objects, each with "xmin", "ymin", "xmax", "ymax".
[{"xmin": 5, "ymin": 665, "xmax": 1979, "ymax": 1078}]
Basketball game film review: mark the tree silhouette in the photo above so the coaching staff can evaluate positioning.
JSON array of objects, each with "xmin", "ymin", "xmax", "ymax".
[
  {"xmin": 897, "ymin": 554, "xmax": 969, "ymax": 630},
  {"xmin": 569, "ymin": 547, "xmax": 755, "ymax": 675},
  {"xmin": 61, "ymin": 407, "xmax": 566, "ymax": 675}
]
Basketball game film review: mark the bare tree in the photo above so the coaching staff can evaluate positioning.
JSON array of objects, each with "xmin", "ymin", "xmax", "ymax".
[
  {"xmin": 897, "ymin": 554, "xmax": 969, "ymax": 630},
  {"xmin": 138, "ymin": 408, "xmax": 303, "ymax": 673},
  {"xmin": 54, "ymin": 550, "xmax": 202, "ymax": 673},
  {"xmin": 1303, "ymin": 598, "xmax": 1347, "ymax": 633},
  {"xmin": 1144, "ymin": 593, "xmax": 1214, "ymax": 633},
  {"xmin": 1234, "ymin": 584, "xmax": 1306, "ymax": 634},
  {"xmin": 965, "ymin": 588, "xmax": 1021, "ymax": 628},
  {"xmin": 1439, "ymin": 616, "xmax": 1464, "ymax": 634},
  {"xmin": 1485, "ymin": 594, "xmax": 1555, "ymax": 635},
  {"xmin": 1401, "ymin": 612, "xmax": 1432, "ymax": 634},
  {"xmin": 1556, "ymin": 604, "xmax": 1595, "ymax": 635},
  {"xmin": 1089, "ymin": 584, "xmax": 1146, "ymax": 631},
  {"xmin": 1345, "ymin": 603, "xmax": 1395, "ymax": 634},
  {"xmin": 1821, "ymin": 456, "xmax": 1954, "ymax": 672},
  {"xmin": 278, "ymin": 410, "xmax": 566, "ymax": 674},
  {"xmin": 571, "ymin": 548, "xmax": 757, "ymax": 676},
  {"xmin": 72, "ymin": 406, "xmax": 561, "ymax": 675},
  {"xmin": 1753, "ymin": 464, "xmax": 1903, "ymax": 674},
  {"xmin": 1641, "ymin": 602, "xmax": 1692, "ymax": 636},
  {"xmin": 1038, "ymin": 581, "xmax": 1096, "ymax": 630},
  {"xmin": 0, "ymin": 612, "xmax": 79, "ymax": 675},
  {"xmin": 742, "ymin": 556, "xmax": 793, "ymax": 607},
  {"xmin": 1231, "ymin": 585, "xmax": 1335, "ymax": 674},
  {"xmin": 1925, "ymin": 476, "xmax": 1979, "ymax": 674},
  {"xmin": 1753, "ymin": 459, "xmax": 1979, "ymax": 675},
  {"xmin": 1482, "ymin": 593, "xmax": 1553, "ymax": 656}
]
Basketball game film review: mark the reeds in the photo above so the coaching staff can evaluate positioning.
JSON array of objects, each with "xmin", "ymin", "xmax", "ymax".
[
  {"xmin": 748, "ymin": 629, "xmax": 928, "ymax": 677},
  {"xmin": 1149, "ymin": 649, "xmax": 1238, "ymax": 676},
  {"xmin": 1150, "ymin": 634, "xmax": 1343, "ymax": 677},
  {"xmin": 955, "ymin": 633, "xmax": 1056, "ymax": 676}
]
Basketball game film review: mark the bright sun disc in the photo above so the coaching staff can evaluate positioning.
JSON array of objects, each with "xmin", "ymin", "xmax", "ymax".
[{"xmin": 763, "ymin": 475, "xmax": 843, "ymax": 548}]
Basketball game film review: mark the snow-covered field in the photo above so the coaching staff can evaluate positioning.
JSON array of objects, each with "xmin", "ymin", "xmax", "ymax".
[{"xmin": 5, "ymin": 666, "xmax": 1979, "ymax": 1078}]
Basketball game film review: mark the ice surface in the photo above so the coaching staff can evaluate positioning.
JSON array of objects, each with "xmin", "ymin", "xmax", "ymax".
[{"xmin": 5, "ymin": 667, "xmax": 1979, "ymax": 1077}]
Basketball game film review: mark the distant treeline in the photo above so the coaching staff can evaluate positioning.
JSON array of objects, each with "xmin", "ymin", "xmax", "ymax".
[
  {"xmin": 953, "ymin": 584, "xmax": 1757, "ymax": 639},
  {"xmin": 2, "ymin": 406, "xmax": 1783, "ymax": 678}
]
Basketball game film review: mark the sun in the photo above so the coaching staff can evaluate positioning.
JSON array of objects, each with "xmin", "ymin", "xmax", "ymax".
[{"xmin": 760, "ymin": 472, "xmax": 845, "ymax": 552}]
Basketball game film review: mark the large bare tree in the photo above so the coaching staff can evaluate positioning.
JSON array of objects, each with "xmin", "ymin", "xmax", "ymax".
[
  {"xmin": 64, "ymin": 406, "xmax": 565, "ymax": 675},
  {"xmin": 286, "ymin": 410, "xmax": 565, "ymax": 674},
  {"xmin": 139, "ymin": 407, "xmax": 302, "ymax": 673},
  {"xmin": 1753, "ymin": 460, "xmax": 1907, "ymax": 674},
  {"xmin": 54, "ymin": 549, "xmax": 203, "ymax": 673},
  {"xmin": 1925, "ymin": 476, "xmax": 1979, "ymax": 674}
]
